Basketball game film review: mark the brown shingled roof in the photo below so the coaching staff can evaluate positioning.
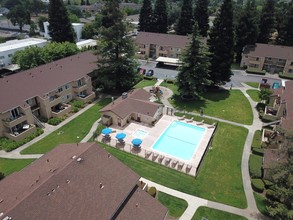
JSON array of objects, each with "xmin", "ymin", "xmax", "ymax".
[
  {"xmin": 0, "ymin": 143, "xmax": 167, "ymax": 220},
  {"xmin": 100, "ymin": 89, "xmax": 163, "ymax": 119},
  {"xmin": 0, "ymin": 51, "xmax": 97, "ymax": 113}
]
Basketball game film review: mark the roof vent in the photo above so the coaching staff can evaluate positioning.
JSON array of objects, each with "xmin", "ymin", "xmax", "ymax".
[
  {"xmin": 71, "ymin": 155, "xmax": 77, "ymax": 159},
  {"xmin": 122, "ymin": 92, "xmax": 128, "ymax": 99},
  {"xmin": 108, "ymin": 153, "xmax": 111, "ymax": 158},
  {"xmin": 99, "ymin": 182, "xmax": 104, "ymax": 189},
  {"xmin": 3, "ymin": 216, "xmax": 12, "ymax": 220},
  {"xmin": 66, "ymin": 179, "xmax": 70, "ymax": 184},
  {"xmin": 136, "ymin": 203, "xmax": 139, "ymax": 207},
  {"xmin": 77, "ymin": 157, "xmax": 83, "ymax": 162}
]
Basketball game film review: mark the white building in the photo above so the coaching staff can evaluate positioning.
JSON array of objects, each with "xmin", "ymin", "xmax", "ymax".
[
  {"xmin": 0, "ymin": 38, "xmax": 48, "ymax": 68},
  {"xmin": 76, "ymin": 39, "xmax": 97, "ymax": 49},
  {"xmin": 43, "ymin": 22, "xmax": 84, "ymax": 42}
]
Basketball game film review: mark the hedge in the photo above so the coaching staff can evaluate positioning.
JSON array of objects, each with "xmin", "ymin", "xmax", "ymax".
[
  {"xmin": 251, "ymin": 178, "xmax": 265, "ymax": 193},
  {"xmin": 249, "ymin": 154, "xmax": 263, "ymax": 178},
  {"xmin": 71, "ymin": 100, "xmax": 85, "ymax": 109},
  {"xmin": 251, "ymin": 130, "xmax": 262, "ymax": 149},
  {"xmin": 147, "ymin": 186, "xmax": 157, "ymax": 198},
  {"xmin": 48, "ymin": 117, "xmax": 63, "ymax": 126},
  {"xmin": 263, "ymin": 179, "xmax": 274, "ymax": 189},
  {"xmin": 265, "ymin": 189, "xmax": 276, "ymax": 200},
  {"xmin": 279, "ymin": 72, "xmax": 293, "ymax": 79},
  {"xmin": 143, "ymin": 76, "xmax": 158, "ymax": 81},
  {"xmin": 252, "ymin": 147, "xmax": 264, "ymax": 156},
  {"xmin": 246, "ymin": 68, "xmax": 266, "ymax": 75}
]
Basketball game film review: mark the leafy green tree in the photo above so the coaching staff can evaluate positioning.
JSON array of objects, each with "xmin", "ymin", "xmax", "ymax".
[
  {"xmin": 177, "ymin": 23, "xmax": 210, "ymax": 98},
  {"xmin": 82, "ymin": 14, "xmax": 101, "ymax": 39},
  {"xmin": 96, "ymin": 0, "xmax": 138, "ymax": 92},
  {"xmin": 27, "ymin": 0, "xmax": 45, "ymax": 16},
  {"xmin": 194, "ymin": 0, "xmax": 209, "ymax": 37},
  {"xmin": 12, "ymin": 46, "xmax": 44, "ymax": 70},
  {"xmin": 4, "ymin": 0, "xmax": 22, "ymax": 9},
  {"xmin": 86, "ymin": 0, "xmax": 90, "ymax": 5},
  {"xmin": 176, "ymin": 0, "xmax": 193, "ymax": 35},
  {"xmin": 235, "ymin": 0, "xmax": 258, "ymax": 63},
  {"xmin": 257, "ymin": 0, "xmax": 275, "ymax": 44},
  {"xmin": 259, "ymin": 89, "xmax": 273, "ymax": 104},
  {"xmin": 7, "ymin": 4, "xmax": 31, "ymax": 32},
  {"xmin": 208, "ymin": 0, "xmax": 234, "ymax": 85},
  {"xmin": 138, "ymin": 0, "xmax": 153, "ymax": 32},
  {"xmin": 68, "ymin": 13, "xmax": 80, "ymax": 23},
  {"xmin": 29, "ymin": 20, "xmax": 37, "ymax": 36},
  {"xmin": 67, "ymin": 0, "xmax": 71, "ymax": 5},
  {"xmin": 80, "ymin": 0, "xmax": 85, "ymax": 5},
  {"xmin": 48, "ymin": 0, "xmax": 75, "ymax": 43},
  {"xmin": 152, "ymin": 0, "xmax": 168, "ymax": 33},
  {"xmin": 277, "ymin": 4, "xmax": 293, "ymax": 46}
]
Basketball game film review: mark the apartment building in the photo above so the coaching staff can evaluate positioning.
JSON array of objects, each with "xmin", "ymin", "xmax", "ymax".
[
  {"xmin": 0, "ymin": 51, "xmax": 97, "ymax": 141},
  {"xmin": 135, "ymin": 32, "xmax": 190, "ymax": 59},
  {"xmin": 241, "ymin": 43, "xmax": 293, "ymax": 74},
  {"xmin": 0, "ymin": 38, "xmax": 47, "ymax": 68}
]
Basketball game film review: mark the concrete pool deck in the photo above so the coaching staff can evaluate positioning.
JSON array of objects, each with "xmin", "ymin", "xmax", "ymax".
[{"xmin": 97, "ymin": 115, "xmax": 215, "ymax": 176}]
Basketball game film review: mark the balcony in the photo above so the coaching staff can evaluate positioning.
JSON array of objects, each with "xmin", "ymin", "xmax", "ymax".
[
  {"xmin": 51, "ymin": 103, "xmax": 72, "ymax": 118},
  {"xmin": 75, "ymin": 92, "xmax": 95, "ymax": 103},
  {"xmin": 263, "ymin": 106, "xmax": 279, "ymax": 121},
  {"xmin": 49, "ymin": 95, "xmax": 62, "ymax": 107},
  {"xmin": 31, "ymin": 103, "xmax": 40, "ymax": 112},
  {"xmin": 4, "ymin": 124, "xmax": 37, "ymax": 142},
  {"xmin": 2, "ymin": 113, "xmax": 27, "ymax": 128},
  {"xmin": 73, "ymin": 83, "xmax": 89, "ymax": 93}
]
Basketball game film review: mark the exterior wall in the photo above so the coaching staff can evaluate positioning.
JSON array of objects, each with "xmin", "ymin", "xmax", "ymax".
[
  {"xmin": 283, "ymin": 60, "xmax": 293, "ymax": 74},
  {"xmin": 137, "ymin": 43, "xmax": 185, "ymax": 59}
]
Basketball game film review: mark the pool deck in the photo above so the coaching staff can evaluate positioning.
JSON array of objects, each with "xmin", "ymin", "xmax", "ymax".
[{"xmin": 97, "ymin": 115, "xmax": 215, "ymax": 176}]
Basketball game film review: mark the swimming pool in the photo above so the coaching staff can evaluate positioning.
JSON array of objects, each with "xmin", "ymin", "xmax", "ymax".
[
  {"xmin": 133, "ymin": 129, "xmax": 148, "ymax": 139},
  {"xmin": 272, "ymin": 82, "xmax": 280, "ymax": 89},
  {"xmin": 152, "ymin": 121, "xmax": 205, "ymax": 160}
]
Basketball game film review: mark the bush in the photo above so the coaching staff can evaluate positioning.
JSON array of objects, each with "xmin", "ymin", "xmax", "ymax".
[
  {"xmin": 252, "ymin": 147, "xmax": 264, "ymax": 156},
  {"xmin": 246, "ymin": 68, "xmax": 266, "ymax": 75},
  {"xmin": 72, "ymin": 106, "xmax": 79, "ymax": 113},
  {"xmin": 249, "ymin": 154, "xmax": 263, "ymax": 178},
  {"xmin": 251, "ymin": 130, "xmax": 262, "ymax": 149},
  {"xmin": 71, "ymin": 100, "xmax": 85, "ymax": 109},
  {"xmin": 265, "ymin": 189, "xmax": 276, "ymax": 200},
  {"xmin": 263, "ymin": 179, "xmax": 274, "ymax": 189},
  {"xmin": 279, "ymin": 72, "xmax": 293, "ymax": 79},
  {"xmin": 147, "ymin": 186, "xmax": 157, "ymax": 198},
  {"xmin": 48, "ymin": 117, "xmax": 63, "ymax": 126},
  {"xmin": 251, "ymin": 178, "xmax": 265, "ymax": 193}
]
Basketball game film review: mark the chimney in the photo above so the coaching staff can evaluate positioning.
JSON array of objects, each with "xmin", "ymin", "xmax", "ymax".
[{"xmin": 122, "ymin": 92, "xmax": 128, "ymax": 99}]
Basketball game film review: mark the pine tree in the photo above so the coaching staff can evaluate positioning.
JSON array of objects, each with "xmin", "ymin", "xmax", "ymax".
[
  {"xmin": 139, "ymin": 0, "xmax": 153, "ymax": 32},
  {"xmin": 257, "ymin": 0, "xmax": 275, "ymax": 44},
  {"xmin": 95, "ymin": 0, "xmax": 138, "ymax": 92},
  {"xmin": 177, "ymin": 23, "xmax": 210, "ymax": 98},
  {"xmin": 48, "ymin": 0, "xmax": 75, "ymax": 43},
  {"xmin": 194, "ymin": 0, "xmax": 209, "ymax": 37},
  {"xmin": 277, "ymin": 4, "xmax": 293, "ymax": 46},
  {"xmin": 152, "ymin": 0, "xmax": 168, "ymax": 33},
  {"xmin": 176, "ymin": 0, "xmax": 193, "ymax": 35},
  {"xmin": 86, "ymin": 0, "xmax": 90, "ymax": 5},
  {"xmin": 235, "ymin": 0, "xmax": 258, "ymax": 63},
  {"xmin": 208, "ymin": 0, "xmax": 234, "ymax": 85}
]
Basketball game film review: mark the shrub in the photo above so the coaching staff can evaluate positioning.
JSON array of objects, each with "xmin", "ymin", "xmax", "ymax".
[
  {"xmin": 251, "ymin": 130, "xmax": 262, "ymax": 149},
  {"xmin": 249, "ymin": 154, "xmax": 263, "ymax": 178},
  {"xmin": 48, "ymin": 117, "xmax": 63, "ymax": 126},
  {"xmin": 71, "ymin": 100, "xmax": 85, "ymax": 109},
  {"xmin": 251, "ymin": 178, "xmax": 265, "ymax": 193},
  {"xmin": 246, "ymin": 68, "xmax": 266, "ymax": 75},
  {"xmin": 279, "ymin": 72, "xmax": 293, "ymax": 79},
  {"xmin": 263, "ymin": 179, "xmax": 274, "ymax": 189},
  {"xmin": 266, "ymin": 189, "xmax": 276, "ymax": 200},
  {"xmin": 147, "ymin": 186, "xmax": 157, "ymax": 198},
  {"xmin": 252, "ymin": 147, "xmax": 264, "ymax": 156}
]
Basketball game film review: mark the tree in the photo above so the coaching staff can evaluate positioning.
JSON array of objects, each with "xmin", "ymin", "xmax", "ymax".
[
  {"xmin": 27, "ymin": 0, "xmax": 46, "ymax": 16},
  {"xmin": 259, "ymin": 89, "xmax": 273, "ymax": 104},
  {"xmin": 176, "ymin": 0, "xmax": 193, "ymax": 35},
  {"xmin": 80, "ymin": 0, "xmax": 85, "ymax": 5},
  {"xmin": 257, "ymin": 0, "xmax": 275, "ymax": 44},
  {"xmin": 235, "ymin": 0, "xmax": 258, "ymax": 63},
  {"xmin": 177, "ymin": 23, "xmax": 210, "ymax": 98},
  {"xmin": 194, "ymin": 0, "xmax": 209, "ymax": 37},
  {"xmin": 82, "ymin": 14, "xmax": 101, "ymax": 39},
  {"xmin": 207, "ymin": 0, "xmax": 234, "ymax": 85},
  {"xmin": 29, "ymin": 20, "xmax": 37, "ymax": 36},
  {"xmin": 7, "ymin": 4, "xmax": 31, "ymax": 32},
  {"xmin": 86, "ymin": 0, "xmax": 90, "ymax": 5},
  {"xmin": 152, "ymin": 0, "xmax": 168, "ymax": 33},
  {"xmin": 95, "ymin": 0, "xmax": 138, "ymax": 92},
  {"xmin": 48, "ymin": 0, "xmax": 75, "ymax": 43},
  {"xmin": 277, "ymin": 4, "xmax": 293, "ymax": 46},
  {"xmin": 67, "ymin": 0, "xmax": 71, "ymax": 5},
  {"xmin": 4, "ymin": 0, "xmax": 23, "ymax": 9},
  {"xmin": 138, "ymin": 0, "xmax": 153, "ymax": 32}
]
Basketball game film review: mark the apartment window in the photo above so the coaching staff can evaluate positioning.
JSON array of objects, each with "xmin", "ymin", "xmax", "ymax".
[
  {"xmin": 245, "ymin": 56, "xmax": 248, "ymax": 58},
  {"xmin": 8, "ymin": 54, "xmax": 13, "ymax": 57},
  {"xmin": 67, "ymin": 94, "xmax": 71, "ymax": 99},
  {"xmin": 256, "ymin": 57, "xmax": 259, "ymax": 61},
  {"xmin": 10, "ymin": 108, "xmax": 20, "ymax": 119},
  {"xmin": 291, "ymin": 62, "xmax": 293, "ymax": 65},
  {"xmin": 289, "ymin": 69, "xmax": 293, "ymax": 73},
  {"xmin": 58, "ymin": 87, "xmax": 63, "ymax": 93},
  {"xmin": 26, "ymin": 99, "xmax": 33, "ymax": 105},
  {"xmin": 77, "ymin": 79, "xmax": 83, "ymax": 87},
  {"xmin": 0, "ymin": 56, "xmax": 4, "ymax": 59},
  {"xmin": 267, "ymin": 57, "xmax": 272, "ymax": 61},
  {"xmin": 160, "ymin": 46, "xmax": 164, "ymax": 50},
  {"xmin": 177, "ymin": 48, "xmax": 181, "ymax": 52},
  {"xmin": 65, "ymin": 84, "xmax": 70, "ymax": 90}
]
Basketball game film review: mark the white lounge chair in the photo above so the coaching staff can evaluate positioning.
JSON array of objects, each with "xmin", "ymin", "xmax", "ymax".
[
  {"xmin": 196, "ymin": 120, "xmax": 204, "ymax": 125},
  {"xmin": 186, "ymin": 117, "xmax": 193, "ymax": 123},
  {"xmin": 177, "ymin": 115, "xmax": 185, "ymax": 120},
  {"xmin": 208, "ymin": 123, "xmax": 216, "ymax": 128}
]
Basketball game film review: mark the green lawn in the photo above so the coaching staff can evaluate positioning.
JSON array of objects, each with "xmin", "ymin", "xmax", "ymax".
[
  {"xmin": 252, "ymin": 130, "xmax": 262, "ymax": 149},
  {"xmin": 244, "ymin": 82, "xmax": 259, "ymax": 89},
  {"xmin": 133, "ymin": 79, "xmax": 157, "ymax": 89},
  {"xmin": 21, "ymin": 98, "xmax": 111, "ymax": 154},
  {"xmin": 247, "ymin": 90, "xmax": 261, "ymax": 102},
  {"xmin": 164, "ymin": 83, "xmax": 253, "ymax": 125},
  {"xmin": 192, "ymin": 207, "xmax": 247, "ymax": 220},
  {"xmin": 253, "ymin": 192, "xmax": 268, "ymax": 216},
  {"xmin": 100, "ymin": 122, "xmax": 248, "ymax": 208},
  {"xmin": 0, "ymin": 158, "xmax": 35, "ymax": 176},
  {"xmin": 158, "ymin": 192, "xmax": 188, "ymax": 217}
]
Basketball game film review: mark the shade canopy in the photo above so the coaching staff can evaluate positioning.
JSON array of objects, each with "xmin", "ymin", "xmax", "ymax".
[
  {"xmin": 132, "ymin": 138, "xmax": 142, "ymax": 146},
  {"xmin": 115, "ymin": 132, "xmax": 126, "ymax": 140},
  {"xmin": 102, "ymin": 127, "xmax": 112, "ymax": 135}
]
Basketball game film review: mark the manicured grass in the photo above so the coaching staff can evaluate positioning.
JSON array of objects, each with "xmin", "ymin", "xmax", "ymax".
[
  {"xmin": 244, "ymin": 82, "xmax": 259, "ymax": 89},
  {"xmin": 252, "ymin": 130, "xmax": 262, "ymax": 149},
  {"xmin": 160, "ymin": 82, "xmax": 179, "ymax": 95},
  {"xmin": 253, "ymin": 192, "xmax": 268, "ymax": 215},
  {"xmin": 164, "ymin": 83, "xmax": 253, "ymax": 125},
  {"xmin": 192, "ymin": 207, "xmax": 247, "ymax": 220},
  {"xmin": 0, "ymin": 158, "xmax": 35, "ymax": 176},
  {"xmin": 158, "ymin": 192, "xmax": 188, "ymax": 217},
  {"xmin": 246, "ymin": 90, "xmax": 261, "ymax": 102},
  {"xmin": 100, "ymin": 122, "xmax": 248, "ymax": 208},
  {"xmin": 21, "ymin": 98, "xmax": 111, "ymax": 154},
  {"xmin": 133, "ymin": 79, "xmax": 157, "ymax": 89}
]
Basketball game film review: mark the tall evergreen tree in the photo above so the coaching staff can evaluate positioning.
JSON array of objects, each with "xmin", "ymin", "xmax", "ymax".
[
  {"xmin": 208, "ymin": 0, "xmax": 234, "ymax": 85},
  {"xmin": 176, "ymin": 0, "xmax": 193, "ymax": 35},
  {"xmin": 277, "ymin": 4, "xmax": 293, "ymax": 46},
  {"xmin": 138, "ymin": 0, "xmax": 153, "ymax": 32},
  {"xmin": 48, "ymin": 0, "xmax": 75, "ymax": 43},
  {"xmin": 95, "ymin": 0, "xmax": 138, "ymax": 92},
  {"xmin": 194, "ymin": 0, "xmax": 209, "ymax": 37},
  {"xmin": 152, "ymin": 0, "xmax": 168, "ymax": 33},
  {"xmin": 235, "ymin": 0, "xmax": 258, "ymax": 63},
  {"xmin": 177, "ymin": 23, "xmax": 210, "ymax": 98},
  {"xmin": 257, "ymin": 0, "xmax": 275, "ymax": 44}
]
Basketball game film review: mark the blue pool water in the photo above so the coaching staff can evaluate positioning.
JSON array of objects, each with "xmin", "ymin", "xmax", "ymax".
[
  {"xmin": 272, "ymin": 82, "xmax": 280, "ymax": 89},
  {"xmin": 134, "ymin": 129, "xmax": 147, "ymax": 139},
  {"xmin": 152, "ymin": 121, "xmax": 206, "ymax": 160}
]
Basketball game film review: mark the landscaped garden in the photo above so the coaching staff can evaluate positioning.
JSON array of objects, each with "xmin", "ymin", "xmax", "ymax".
[
  {"xmin": 99, "ymin": 122, "xmax": 248, "ymax": 208},
  {"xmin": 0, "ymin": 158, "xmax": 35, "ymax": 176},
  {"xmin": 158, "ymin": 192, "xmax": 188, "ymax": 218},
  {"xmin": 133, "ymin": 78, "xmax": 157, "ymax": 89},
  {"xmin": 192, "ymin": 206, "xmax": 247, "ymax": 220},
  {"xmin": 246, "ymin": 89, "xmax": 261, "ymax": 102},
  {"xmin": 21, "ymin": 98, "xmax": 111, "ymax": 154},
  {"xmin": 244, "ymin": 82, "xmax": 259, "ymax": 89}
]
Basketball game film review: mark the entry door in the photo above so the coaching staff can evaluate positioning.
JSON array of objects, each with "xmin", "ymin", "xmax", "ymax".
[{"xmin": 118, "ymin": 118, "xmax": 121, "ymax": 126}]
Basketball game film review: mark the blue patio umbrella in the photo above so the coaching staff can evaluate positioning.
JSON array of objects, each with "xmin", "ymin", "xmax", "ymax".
[
  {"xmin": 102, "ymin": 127, "xmax": 112, "ymax": 135},
  {"xmin": 115, "ymin": 132, "xmax": 126, "ymax": 140},
  {"xmin": 132, "ymin": 138, "xmax": 142, "ymax": 146}
]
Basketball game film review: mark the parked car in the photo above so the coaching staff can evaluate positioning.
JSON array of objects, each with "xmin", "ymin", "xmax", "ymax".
[{"xmin": 145, "ymin": 69, "xmax": 154, "ymax": 76}]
